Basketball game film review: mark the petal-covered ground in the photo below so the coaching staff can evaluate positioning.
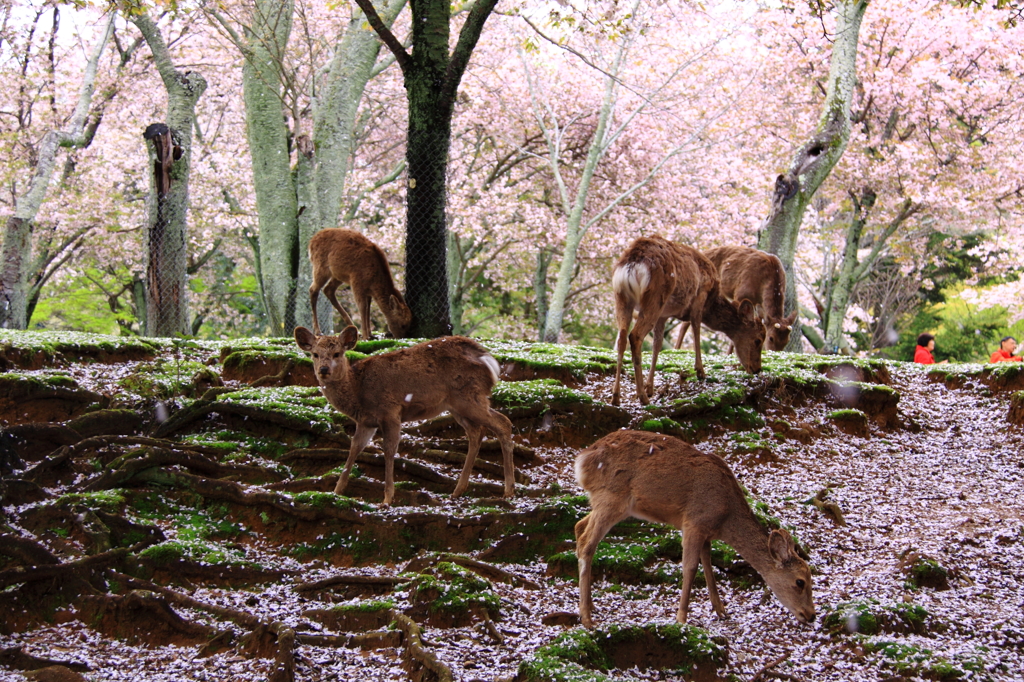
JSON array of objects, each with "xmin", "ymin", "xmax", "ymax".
[{"xmin": 1, "ymin": 331, "xmax": 1022, "ymax": 681}]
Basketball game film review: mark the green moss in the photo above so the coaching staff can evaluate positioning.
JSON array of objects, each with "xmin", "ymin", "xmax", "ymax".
[
  {"xmin": 828, "ymin": 408, "xmax": 866, "ymax": 420},
  {"xmin": 491, "ymin": 379, "xmax": 595, "ymax": 409},
  {"xmin": 139, "ymin": 539, "xmax": 254, "ymax": 568},
  {"xmin": 117, "ymin": 359, "xmax": 208, "ymax": 399},
  {"xmin": 221, "ymin": 349, "xmax": 312, "ymax": 371},
  {"xmin": 861, "ymin": 639, "xmax": 985, "ymax": 680},
  {"xmin": 215, "ymin": 386, "xmax": 342, "ymax": 432},
  {"xmin": 518, "ymin": 624, "xmax": 726, "ymax": 681},
  {"xmin": 486, "ymin": 341, "xmax": 617, "ymax": 378},
  {"xmin": 407, "ymin": 562, "xmax": 500, "ymax": 618},
  {"xmin": 332, "ymin": 599, "xmax": 394, "ymax": 614},
  {"xmin": 0, "ymin": 329, "xmax": 162, "ymax": 359},
  {"xmin": 56, "ymin": 490, "xmax": 127, "ymax": 513},
  {"xmin": 290, "ymin": 491, "xmax": 371, "ymax": 512},
  {"xmin": 823, "ymin": 599, "xmax": 940, "ymax": 636}
]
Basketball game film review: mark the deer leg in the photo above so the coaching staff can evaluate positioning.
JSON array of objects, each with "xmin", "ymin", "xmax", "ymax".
[
  {"xmin": 322, "ymin": 279, "xmax": 356, "ymax": 332},
  {"xmin": 677, "ymin": 531, "xmax": 706, "ymax": 624},
  {"xmin": 335, "ymin": 422, "xmax": 377, "ymax": 495},
  {"xmin": 451, "ymin": 415, "xmax": 483, "ymax": 499},
  {"xmin": 646, "ymin": 317, "xmax": 666, "ymax": 397},
  {"xmin": 689, "ymin": 312, "xmax": 706, "ymax": 381},
  {"xmin": 379, "ymin": 420, "xmax": 401, "ymax": 506},
  {"xmin": 673, "ymin": 321, "xmax": 690, "ymax": 350},
  {"xmin": 629, "ymin": 308, "xmax": 661, "ymax": 405},
  {"xmin": 350, "ymin": 284, "xmax": 373, "ymax": 340},
  {"xmin": 575, "ymin": 494, "xmax": 628, "ymax": 628},
  {"xmin": 611, "ymin": 327, "xmax": 628, "ymax": 407},
  {"xmin": 485, "ymin": 409, "xmax": 516, "ymax": 498},
  {"xmin": 701, "ymin": 540, "xmax": 727, "ymax": 618},
  {"xmin": 309, "ymin": 271, "xmax": 331, "ymax": 337}
]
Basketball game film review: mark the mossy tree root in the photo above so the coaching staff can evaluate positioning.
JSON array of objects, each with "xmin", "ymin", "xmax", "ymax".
[
  {"xmin": 78, "ymin": 446, "xmax": 286, "ymax": 493},
  {"xmin": 403, "ymin": 553, "xmax": 541, "ymax": 590},
  {"xmin": 393, "ymin": 612, "xmax": 454, "ymax": 682}
]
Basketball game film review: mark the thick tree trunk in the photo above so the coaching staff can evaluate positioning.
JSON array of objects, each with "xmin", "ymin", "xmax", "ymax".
[
  {"xmin": 356, "ymin": 0, "xmax": 498, "ymax": 338},
  {"xmin": 133, "ymin": 14, "xmax": 206, "ymax": 338},
  {"xmin": 0, "ymin": 16, "xmax": 114, "ymax": 329},
  {"xmin": 241, "ymin": 0, "xmax": 298, "ymax": 336},
  {"xmin": 757, "ymin": 0, "xmax": 868, "ymax": 351}
]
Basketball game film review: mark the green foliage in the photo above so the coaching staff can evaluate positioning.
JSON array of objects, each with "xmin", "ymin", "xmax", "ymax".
[
  {"xmin": 56, "ymin": 490, "xmax": 127, "ymax": 513},
  {"xmin": 290, "ymin": 491, "xmax": 370, "ymax": 512},
  {"xmin": 117, "ymin": 359, "xmax": 208, "ymax": 399},
  {"xmin": 138, "ymin": 539, "xmax": 255, "ymax": 568}
]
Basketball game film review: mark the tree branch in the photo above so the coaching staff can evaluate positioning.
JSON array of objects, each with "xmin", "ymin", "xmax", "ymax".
[{"xmin": 351, "ymin": 0, "xmax": 410, "ymax": 73}]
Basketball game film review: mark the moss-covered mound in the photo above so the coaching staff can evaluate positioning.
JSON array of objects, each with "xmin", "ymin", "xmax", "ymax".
[
  {"xmin": 926, "ymin": 361, "xmax": 1024, "ymax": 392},
  {"xmin": 488, "ymin": 341, "xmax": 618, "ymax": 386},
  {"xmin": 517, "ymin": 624, "xmax": 727, "ymax": 682},
  {"xmin": 0, "ymin": 372, "xmax": 106, "ymax": 424},
  {"xmin": 823, "ymin": 599, "xmax": 941, "ymax": 636},
  {"xmin": 404, "ymin": 562, "xmax": 501, "ymax": 628},
  {"xmin": 0, "ymin": 330, "xmax": 161, "ymax": 369}
]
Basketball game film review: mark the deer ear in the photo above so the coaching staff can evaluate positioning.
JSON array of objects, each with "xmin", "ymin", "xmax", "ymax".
[
  {"xmin": 739, "ymin": 299, "xmax": 755, "ymax": 318},
  {"xmin": 389, "ymin": 294, "xmax": 402, "ymax": 312},
  {"xmin": 340, "ymin": 325, "xmax": 359, "ymax": 348},
  {"xmin": 767, "ymin": 528, "xmax": 796, "ymax": 565},
  {"xmin": 294, "ymin": 326, "xmax": 316, "ymax": 352},
  {"xmin": 785, "ymin": 311, "xmax": 798, "ymax": 325}
]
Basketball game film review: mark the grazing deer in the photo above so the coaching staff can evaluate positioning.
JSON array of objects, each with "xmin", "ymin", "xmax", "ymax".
[
  {"xmin": 574, "ymin": 430, "xmax": 815, "ymax": 627},
  {"xmin": 675, "ymin": 245, "xmax": 796, "ymax": 352},
  {"xmin": 308, "ymin": 228, "xmax": 413, "ymax": 339},
  {"xmin": 294, "ymin": 326, "xmax": 516, "ymax": 506},
  {"xmin": 610, "ymin": 236, "xmax": 764, "ymax": 406}
]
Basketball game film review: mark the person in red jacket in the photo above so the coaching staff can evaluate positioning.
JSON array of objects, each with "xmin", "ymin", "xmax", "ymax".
[
  {"xmin": 914, "ymin": 333, "xmax": 941, "ymax": 364},
  {"xmin": 990, "ymin": 336, "xmax": 1023, "ymax": 363}
]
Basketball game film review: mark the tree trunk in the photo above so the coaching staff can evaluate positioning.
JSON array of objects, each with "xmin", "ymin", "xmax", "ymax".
[
  {"xmin": 0, "ymin": 15, "xmax": 114, "ymax": 329},
  {"xmin": 355, "ymin": 0, "xmax": 499, "ymax": 338},
  {"xmin": 241, "ymin": 0, "xmax": 298, "ymax": 336},
  {"xmin": 133, "ymin": 14, "xmax": 207, "ymax": 337},
  {"xmin": 757, "ymin": 0, "xmax": 868, "ymax": 350}
]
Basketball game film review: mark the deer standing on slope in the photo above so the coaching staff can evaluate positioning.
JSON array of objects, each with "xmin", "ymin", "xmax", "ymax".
[
  {"xmin": 294, "ymin": 326, "xmax": 516, "ymax": 506},
  {"xmin": 574, "ymin": 430, "xmax": 815, "ymax": 627},
  {"xmin": 610, "ymin": 236, "xmax": 764, "ymax": 406},
  {"xmin": 675, "ymin": 245, "xmax": 796, "ymax": 352},
  {"xmin": 308, "ymin": 228, "xmax": 413, "ymax": 339}
]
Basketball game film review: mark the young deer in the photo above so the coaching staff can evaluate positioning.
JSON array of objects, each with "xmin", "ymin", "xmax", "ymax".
[
  {"xmin": 294, "ymin": 326, "xmax": 516, "ymax": 506},
  {"xmin": 610, "ymin": 236, "xmax": 764, "ymax": 406},
  {"xmin": 308, "ymin": 228, "xmax": 413, "ymax": 339},
  {"xmin": 675, "ymin": 245, "xmax": 796, "ymax": 352},
  {"xmin": 575, "ymin": 430, "xmax": 815, "ymax": 627}
]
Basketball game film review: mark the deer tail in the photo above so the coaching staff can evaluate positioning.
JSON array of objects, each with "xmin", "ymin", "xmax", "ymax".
[
  {"xmin": 612, "ymin": 262, "xmax": 650, "ymax": 310},
  {"xmin": 477, "ymin": 353, "xmax": 501, "ymax": 385}
]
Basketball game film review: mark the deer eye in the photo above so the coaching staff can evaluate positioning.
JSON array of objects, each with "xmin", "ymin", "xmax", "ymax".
[
  {"xmin": 334, "ymin": 353, "xmax": 340, "ymax": 358},
  {"xmin": 796, "ymin": 579, "xmax": 806, "ymax": 589},
  {"xmin": 312, "ymin": 353, "xmax": 318, "ymax": 358}
]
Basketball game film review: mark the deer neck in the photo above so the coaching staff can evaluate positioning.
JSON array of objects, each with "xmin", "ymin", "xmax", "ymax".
[
  {"xmin": 318, "ymin": 360, "xmax": 359, "ymax": 415},
  {"xmin": 716, "ymin": 508, "xmax": 777, "ymax": 577},
  {"xmin": 702, "ymin": 292, "xmax": 740, "ymax": 334}
]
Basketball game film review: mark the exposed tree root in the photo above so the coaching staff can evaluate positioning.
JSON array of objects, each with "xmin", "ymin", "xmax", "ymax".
[
  {"xmin": 0, "ymin": 544, "xmax": 141, "ymax": 589},
  {"xmin": 393, "ymin": 612, "xmax": 454, "ymax": 682},
  {"xmin": 0, "ymin": 646, "xmax": 89, "ymax": 673},
  {"xmin": 78, "ymin": 446, "xmax": 286, "ymax": 492},
  {"xmin": 251, "ymin": 358, "xmax": 296, "ymax": 388},
  {"xmin": 111, "ymin": 572, "xmax": 262, "ymax": 629},
  {"xmin": 294, "ymin": 573, "xmax": 405, "ymax": 595},
  {"xmin": 267, "ymin": 621, "xmax": 296, "ymax": 682},
  {"xmin": 297, "ymin": 630, "xmax": 402, "ymax": 649},
  {"xmin": 0, "ymin": 533, "xmax": 60, "ymax": 566},
  {"xmin": 76, "ymin": 590, "xmax": 223, "ymax": 646},
  {"xmin": 403, "ymin": 553, "xmax": 541, "ymax": 590}
]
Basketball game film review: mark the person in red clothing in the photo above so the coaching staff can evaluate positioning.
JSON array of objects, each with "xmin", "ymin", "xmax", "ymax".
[
  {"xmin": 914, "ymin": 333, "xmax": 943, "ymax": 364},
  {"xmin": 990, "ymin": 336, "xmax": 1023, "ymax": 363},
  {"xmin": 917, "ymin": 331, "xmax": 937, "ymax": 364}
]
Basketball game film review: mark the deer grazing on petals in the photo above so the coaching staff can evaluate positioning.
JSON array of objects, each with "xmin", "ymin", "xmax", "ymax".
[
  {"xmin": 675, "ymin": 245, "xmax": 796, "ymax": 352},
  {"xmin": 294, "ymin": 326, "xmax": 516, "ymax": 506},
  {"xmin": 574, "ymin": 430, "xmax": 815, "ymax": 627},
  {"xmin": 308, "ymin": 228, "xmax": 413, "ymax": 339},
  {"xmin": 610, "ymin": 236, "xmax": 764, "ymax": 406}
]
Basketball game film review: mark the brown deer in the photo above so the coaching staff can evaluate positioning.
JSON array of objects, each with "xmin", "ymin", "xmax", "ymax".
[
  {"xmin": 308, "ymin": 228, "xmax": 413, "ymax": 339},
  {"xmin": 675, "ymin": 245, "xmax": 796, "ymax": 352},
  {"xmin": 574, "ymin": 430, "xmax": 815, "ymax": 627},
  {"xmin": 294, "ymin": 326, "xmax": 516, "ymax": 506},
  {"xmin": 610, "ymin": 236, "xmax": 764, "ymax": 406}
]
